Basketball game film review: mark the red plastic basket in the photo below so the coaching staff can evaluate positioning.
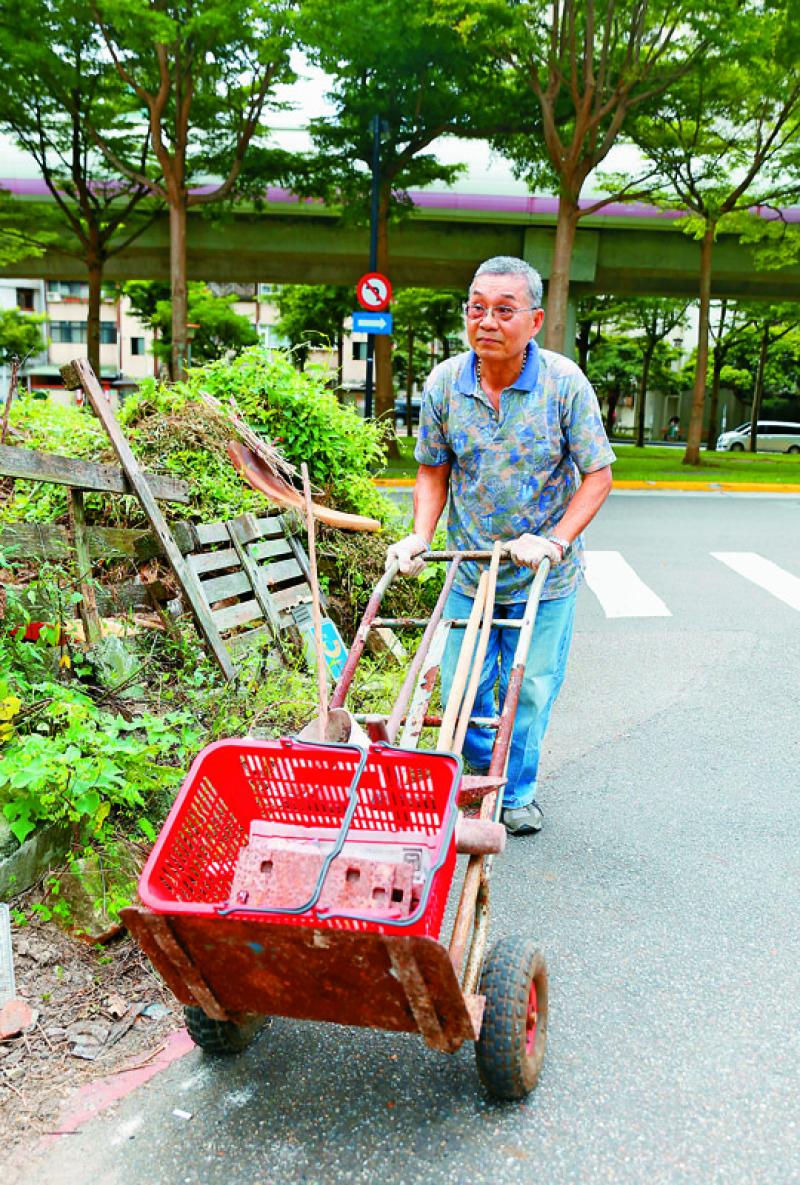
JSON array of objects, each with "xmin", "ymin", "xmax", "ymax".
[{"xmin": 138, "ymin": 737, "xmax": 462, "ymax": 939}]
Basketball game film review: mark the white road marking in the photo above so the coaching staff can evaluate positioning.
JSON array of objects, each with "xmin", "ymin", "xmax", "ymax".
[
  {"xmin": 583, "ymin": 551, "xmax": 672, "ymax": 618},
  {"xmin": 712, "ymin": 552, "xmax": 800, "ymax": 612}
]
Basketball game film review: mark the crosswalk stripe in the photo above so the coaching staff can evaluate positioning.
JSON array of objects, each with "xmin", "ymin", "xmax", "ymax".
[
  {"xmin": 711, "ymin": 552, "xmax": 800, "ymax": 612},
  {"xmin": 583, "ymin": 551, "xmax": 672, "ymax": 618}
]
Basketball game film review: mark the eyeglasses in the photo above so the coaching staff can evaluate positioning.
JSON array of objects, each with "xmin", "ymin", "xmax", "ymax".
[{"xmin": 463, "ymin": 302, "xmax": 539, "ymax": 322}]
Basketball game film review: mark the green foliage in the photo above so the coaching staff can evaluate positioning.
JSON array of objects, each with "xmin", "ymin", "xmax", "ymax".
[
  {"xmin": 2, "ymin": 349, "xmax": 394, "ymax": 525},
  {"xmin": 0, "ymin": 308, "xmax": 48, "ymax": 364},
  {"xmin": 274, "ymin": 285, "xmax": 352, "ymax": 371},
  {"xmin": 122, "ymin": 281, "xmax": 260, "ymax": 365},
  {"xmin": 0, "ymin": 566, "xmax": 202, "ymax": 847},
  {"xmin": 0, "ymin": 397, "xmax": 109, "ymax": 525},
  {"xmin": 121, "ymin": 347, "xmax": 391, "ymax": 521}
]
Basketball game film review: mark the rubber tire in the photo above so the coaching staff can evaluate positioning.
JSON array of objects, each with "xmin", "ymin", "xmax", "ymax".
[
  {"xmin": 788, "ymin": 445, "xmax": 800, "ymax": 454},
  {"xmin": 184, "ymin": 1006, "xmax": 269, "ymax": 1055},
  {"xmin": 475, "ymin": 936, "xmax": 548, "ymax": 1101},
  {"xmin": 730, "ymin": 442, "xmax": 745, "ymax": 451}
]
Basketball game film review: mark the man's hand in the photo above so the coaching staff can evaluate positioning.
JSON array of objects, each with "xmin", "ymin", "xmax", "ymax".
[
  {"xmin": 385, "ymin": 533, "xmax": 429, "ymax": 577},
  {"xmin": 506, "ymin": 533, "xmax": 562, "ymax": 570}
]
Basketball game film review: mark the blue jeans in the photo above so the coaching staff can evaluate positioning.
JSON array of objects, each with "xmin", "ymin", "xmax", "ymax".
[{"xmin": 440, "ymin": 588, "xmax": 577, "ymax": 809}]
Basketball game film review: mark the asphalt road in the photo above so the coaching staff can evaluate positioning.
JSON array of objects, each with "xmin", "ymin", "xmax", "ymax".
[{"xmin": 23, "ymin": 492, "xmax": 800, "ymax": 1185}]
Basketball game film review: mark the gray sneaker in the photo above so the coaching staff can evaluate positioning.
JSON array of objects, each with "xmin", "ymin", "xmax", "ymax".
[{"xmin": 502, "ymin": 801, "xmax": 544, "ymax": 836}]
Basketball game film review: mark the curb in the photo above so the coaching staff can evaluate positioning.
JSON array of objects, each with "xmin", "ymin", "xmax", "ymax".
[
  {"xmin": 375, "ymin": 477, "xmax": 800, "ymax": 493},
  {"xmin": 43, "ymin": 1027, "xmax": 194, "ymax": 1142}
]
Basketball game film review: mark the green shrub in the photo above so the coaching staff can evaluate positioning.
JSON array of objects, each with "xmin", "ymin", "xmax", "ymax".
[{"xmin": 121, "ymin": 348, "xmax": 392, "ymax": 522}]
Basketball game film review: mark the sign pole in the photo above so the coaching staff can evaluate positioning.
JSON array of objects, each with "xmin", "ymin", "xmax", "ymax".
[{"xmin": 364, "ymin": 114, "xmax": 381, "ymax": 419}]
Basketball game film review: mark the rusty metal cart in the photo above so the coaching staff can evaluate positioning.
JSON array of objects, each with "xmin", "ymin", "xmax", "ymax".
[{"xmin": 122, "ymin": 545, "xmax": 551, "ymax": 1100}]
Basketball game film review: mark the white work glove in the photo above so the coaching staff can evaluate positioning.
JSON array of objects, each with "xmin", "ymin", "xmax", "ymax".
[
  {"xmin": 506, "ymin": 533, "xmax": 562, "ymax": 570},
  {"xmin": 385, "ymin": 533, "xmax": 429, "ymax": 577}
]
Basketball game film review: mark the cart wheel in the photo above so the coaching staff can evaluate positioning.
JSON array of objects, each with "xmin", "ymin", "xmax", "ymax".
[
  {"xmin": 184, "ymin": 1006, "xmax": 269, "ymax": 1055},
  {"xmin": 475, "ymin": 936, "xmax": 548, "ymax": 1100}
]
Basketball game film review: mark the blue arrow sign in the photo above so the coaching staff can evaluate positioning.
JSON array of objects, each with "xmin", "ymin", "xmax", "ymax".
[{"xmin": 352, "ymin": 311, "xmax": 393, "ymax": 335}]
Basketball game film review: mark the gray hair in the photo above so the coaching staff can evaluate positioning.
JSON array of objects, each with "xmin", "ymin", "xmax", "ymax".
[{"xmin": 471, "ymin": 256, "xmax": 543, "ymax": 308}]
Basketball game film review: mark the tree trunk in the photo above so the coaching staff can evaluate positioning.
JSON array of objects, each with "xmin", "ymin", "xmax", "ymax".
[
  {"xmin": 577, "ymin": 317, "xmax": 592, "ymax": 372},
  {"xmin": 169, "ymin": 198, "xmax": 188, "ymax": 381},
  {"xmin": 749, "ymin": 325, "xmax": 769, "ymax": 453},
  {"xmin": 544, "ymin": 198, "xmax": 579, "ymax": 353},
  {"xmin": 706, "ymin": 299, "xmax": 728, "ymax": 451},
  {"xmin": 86, "ymin": 247, "xmax": 103, "ymax": 379},
  {"xmin": 605, "ymin": 384, "xmax": 620, "ymax": 437},
  {"xmin": 405, "ymin": 323, "xmax": 415, "ymax": 438},
  {"xmin": 635, "ymin": 344, "xmax": 655, "ymax": 449},
  {"xmin": 683, "ymin": 223, "xmax": 715, "ymax": 465},
  {"xmin": 706, "ymin": 349, "xmax": 723, "ymax": 451}
]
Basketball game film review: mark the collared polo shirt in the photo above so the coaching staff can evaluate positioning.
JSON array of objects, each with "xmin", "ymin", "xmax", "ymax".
[{"xmin": 414, "ymin": 340, "xmax": 616, "ymax": 602}]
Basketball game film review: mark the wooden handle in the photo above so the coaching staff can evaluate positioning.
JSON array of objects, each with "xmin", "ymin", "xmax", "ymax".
[{"xmin": 302, "ymin": 463, "xmax": 328, "ymax": 741}]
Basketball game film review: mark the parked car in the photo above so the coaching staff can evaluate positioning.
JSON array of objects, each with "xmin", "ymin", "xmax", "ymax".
[
  {"xmin": 716, "ymin": 421, "xmax": 800, "ymax": 453},
  {"xmin": 394, "ymin": 395, "xmax": 422, "ymax": 427}
]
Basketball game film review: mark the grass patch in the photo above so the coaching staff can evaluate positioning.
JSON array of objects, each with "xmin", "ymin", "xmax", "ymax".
[
  {"xmin": 611, "ymin": 445, "xmax": 800, "ymax": 484},
  {"xmin": 376, "ymin": 437, "xmax": 800, "ymax": 485}
]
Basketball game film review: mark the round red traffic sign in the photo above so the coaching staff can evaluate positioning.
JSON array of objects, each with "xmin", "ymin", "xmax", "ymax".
[{"xmin": 356, "ymin": 272, "xmax": 392, "ymax": 311}]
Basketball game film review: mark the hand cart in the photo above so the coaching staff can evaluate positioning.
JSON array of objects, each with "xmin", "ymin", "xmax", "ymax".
[{"xmin": 122, "ymin": 546, "xmax": 551, "ymax": 1100}]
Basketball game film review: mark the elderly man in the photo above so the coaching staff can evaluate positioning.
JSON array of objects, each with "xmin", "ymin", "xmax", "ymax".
[{"xmin": 386, "ymin": 256, "xmax": 615, "ymax": 835}]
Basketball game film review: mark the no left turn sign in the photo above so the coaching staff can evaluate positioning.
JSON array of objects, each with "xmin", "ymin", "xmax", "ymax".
[{"xmin": 356, "ymin": 272, "xmax": 392, "ymax": 311}]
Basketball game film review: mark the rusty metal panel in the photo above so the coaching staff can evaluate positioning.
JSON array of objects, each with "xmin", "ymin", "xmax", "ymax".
[
  {"xmin": 122, "ymin": 907, "xmax": 475, "ymax": 1051},
  {"xmin": 399, "ymin": 620, "xmax": 451, "ymax": 750}
]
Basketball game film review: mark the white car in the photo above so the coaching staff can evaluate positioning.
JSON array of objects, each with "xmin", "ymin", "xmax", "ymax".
[{"xmin": 717, "ymin": 421, "xmax": 800, "ymax": 453}]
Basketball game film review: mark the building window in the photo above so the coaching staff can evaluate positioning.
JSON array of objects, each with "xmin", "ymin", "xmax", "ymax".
[
  {"xmin": 351, "ymin": 341, "xmax": 368, "ymax": 361},
  {"xmin": 130, "ymin": 336, "xmax": 145, "ymax": 356},
  {"xmin": 16, "ymin": 288, "xmax": 36, "ymax": 311},
  {"xmin": 49, "ymin": 321, "xmax": 87, "ymax": 344},
  {"xmin": 260, "ymin": 325, "xmax": 290, "ymax": 350},
  {"xmin": 99, "ymin": 322, "xmax": 117, "ymax": 345},
  {"xmin": 46, "ymin": 281, "xmax": 89, "ymax": 301}
]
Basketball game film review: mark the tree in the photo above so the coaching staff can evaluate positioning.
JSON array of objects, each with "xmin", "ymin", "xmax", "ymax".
[
  {"xmin": 274, "ymin": 285, "xmax": 352, "ymax": 381},
  {"xmin": 0, "ymin": 0, "xmax": 156, "ymax": 375},
  {"xmin": 87, "ymin": 0, "xmax": 294, "ymax": 379},
  {"xmin": 123, "ymin": 281, "xmax": 258, "ymax": 366},
  {"xmin": 620, "ymin": 299, "xmax": 689, "ymax": 447},
  {"xmin": 0, "ymin": 308, "xmax": 48, "ymax": 365},
  {"xmin": 705, "ymin": 301, "xmax": 759, "ymax": 450},
  {"xmin": 585, "ymin": 334, "xmax": 640, "ymax": 436},
  {"xmin": 482, "ymin": 0, "xmax": 720, "ymax": 352},
  {"xmin": 392, "ymin": 288, "xmax": 462, "ymax": 435},
  {"xmin": 298, "ymin": 0, "xmax": 517, "ymax": 438},
  {"xmin": 630, "ymin": 4, "xmax": 800, "ymax": 464}
]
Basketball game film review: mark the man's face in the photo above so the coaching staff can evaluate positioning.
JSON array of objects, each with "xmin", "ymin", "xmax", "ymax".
[{"xmin": 465, "ymin": 273, "xmax": 545, "ymax": 363}]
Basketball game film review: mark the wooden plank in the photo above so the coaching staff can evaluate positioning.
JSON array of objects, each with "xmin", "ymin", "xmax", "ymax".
[
  {"xmin": 252, "ymin": 515, "xmax": 287, "ymax": 539},
  {"xmin": 284, "ymin": 531, "xmax": 331, "ymax": 612},
  {"xmin": 200, "ymin": 569, "xmax": 252, "ymax": 604},
  {"xmin": 226, "ymin": 623, "xmax": 274, "ymax": 653},
  {"xmin": 227, "ymin": 515, "xmax": 282, "ymax": 636},
  {"xmin": 1, "ymin": 522, "xmax": 151, "ymax": 562},
  {"xmin": 63, "ymin": 359, "xmax": 235, "ymax": 681},
  {"xmin": 193, "ymin": 520, "xmax": 234, "ymax": 547},
  {"xmin": 6, "ymin": 581, "xmax": 154, "ymax": 616},
  {"xmin": 0, "ymin": 443, "xmax": 189, "ymax": 503},
  {"xmin": 67, "ymin": 489, "xmax": 102, "ymax": 645},
  {"xmin": 133, "ymin": 520, "xmax": 197, "ymax": 560},
  {"xmin": 247, "ymin": 537, "xmax": 294, "ymax": 562},
  {"xmin": 211, "ymin": 597, "xmax": 264, "ymax": 633},
  {"xmin": 260, "ymin": 557, "xmax": 303, "ymax": 587},
  {"xmin": 187, "ymin": 547, "xmax": 239, "ymax": 576}
]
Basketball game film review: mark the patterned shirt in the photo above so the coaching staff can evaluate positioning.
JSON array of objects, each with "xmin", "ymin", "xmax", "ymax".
[{"xmin": 415, "ymin": 341, "xmax": 616, "ymax": 602}]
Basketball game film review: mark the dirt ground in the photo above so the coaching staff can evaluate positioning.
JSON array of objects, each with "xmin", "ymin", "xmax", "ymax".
[{"xmin": 0, "ymin": 913, "xmax": 182, "ymax": 1151}]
